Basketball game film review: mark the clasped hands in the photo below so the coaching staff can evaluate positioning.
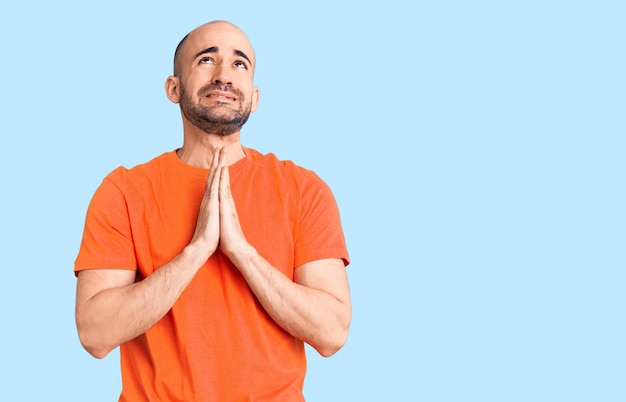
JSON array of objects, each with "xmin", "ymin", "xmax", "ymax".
[{"xmin": 189, "ymin": 148, "xmax": 251, "ymax": 263}]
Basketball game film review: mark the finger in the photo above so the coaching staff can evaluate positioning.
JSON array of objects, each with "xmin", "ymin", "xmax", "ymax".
[
  {"xmin": 220, "ymin": 165, "xmax": 230, "ymax": 198},
  {"xmin": 219, "ymin": 167, "xmax": 232, "ymax": 228},
  {"xmin": 218, "ymin": 165, "xmax": 247, "ymax": 255},
  {"xmin": 217, "ymin": 147, "xmax": 228, "ymax": 169},
  {"xmin": 207, "ymin": 148, "xmax": 221, "ymax": 185},
  {"xmin": 206, "ymin": 148, "xmax": 223, "ymax": 198},
  {"xmin": 219, "ymin": 166, "xmax": 234, "ymax": 218}
]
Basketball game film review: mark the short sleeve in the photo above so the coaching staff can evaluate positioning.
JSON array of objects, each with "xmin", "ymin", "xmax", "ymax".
[
  {"xmin": 74, "ymin": 168, "xmax": 138, "ymax": 274},
  {"xmin": 293, "ymin": 172, "xmax": 349, "ymax": 268}
]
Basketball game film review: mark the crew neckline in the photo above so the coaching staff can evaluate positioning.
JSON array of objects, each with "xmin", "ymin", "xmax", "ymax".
[{"xmin": 167, "ymin": 147, "xmax": 254, "ymax": 177}]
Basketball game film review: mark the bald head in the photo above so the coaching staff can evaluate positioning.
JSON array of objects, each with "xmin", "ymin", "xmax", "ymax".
[{"xmin": 173, "ymin": 20, "xmax": 256, "ymax": 77}]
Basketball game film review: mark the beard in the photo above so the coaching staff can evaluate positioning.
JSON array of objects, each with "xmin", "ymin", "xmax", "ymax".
[{"xmin": 179, "ymin": 83, "xmax": 252, "ymax": 137}]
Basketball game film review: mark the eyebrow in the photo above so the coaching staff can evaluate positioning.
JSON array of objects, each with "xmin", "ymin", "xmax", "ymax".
[{"xmin": 194, "ymin": 46, "xmax": 252, "ymax": 65}]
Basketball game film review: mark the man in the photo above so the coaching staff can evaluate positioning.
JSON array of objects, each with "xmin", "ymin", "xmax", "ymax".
[{"xmin": 74, "ymin": 20, "xmax": 351, "ymax": 401}]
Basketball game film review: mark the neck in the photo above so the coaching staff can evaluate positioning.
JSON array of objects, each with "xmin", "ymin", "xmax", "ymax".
[{"xmin": 177, "ymin": 128, "xmax": 246, "ymax": 169}]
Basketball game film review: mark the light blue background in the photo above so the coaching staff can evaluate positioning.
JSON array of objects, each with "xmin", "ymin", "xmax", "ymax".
[{"xmin": 1, "ymin": 1, "xmax": 624, "ymax": 401}]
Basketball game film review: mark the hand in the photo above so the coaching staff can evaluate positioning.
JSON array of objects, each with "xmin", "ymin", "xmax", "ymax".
[
  {"xmin": 218, "ymin": 163, "xmax": 252, "ymax": 260},
  {"xmin": 188, "ymin": 148, "xmax": 224, "ymax": 261}
]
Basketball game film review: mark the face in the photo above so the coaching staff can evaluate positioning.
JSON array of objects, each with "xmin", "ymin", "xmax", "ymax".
[{"xmin": 169, "ymin": 22, "xmax": 259, "ymax": 136}]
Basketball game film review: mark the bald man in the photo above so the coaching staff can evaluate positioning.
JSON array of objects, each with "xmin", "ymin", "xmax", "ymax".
[{"xmin": 74, "ymin": 21, "xmax": 351, "ymax": 401}]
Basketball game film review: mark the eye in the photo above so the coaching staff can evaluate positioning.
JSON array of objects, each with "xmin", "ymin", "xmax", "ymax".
[
  {"xmin": 199, "ymin": 57, "xmax": 215, "ymax": 65},
  {"xmin": 234, "ymin": 60, "xmax": 248, "ymax": 69}
]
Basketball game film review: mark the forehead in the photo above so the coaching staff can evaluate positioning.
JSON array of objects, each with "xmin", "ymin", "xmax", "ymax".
[{"xmin": 182, "ymin": 22, "xmax": 256, "ymax": 65}]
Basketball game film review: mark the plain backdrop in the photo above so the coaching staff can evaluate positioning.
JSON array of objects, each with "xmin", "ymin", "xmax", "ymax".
[{"xmin": 1, "ymin": 1, "xmax": 624, "ymax": 401}]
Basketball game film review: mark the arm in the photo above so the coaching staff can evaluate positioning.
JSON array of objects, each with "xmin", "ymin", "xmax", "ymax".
[
  {"xmin": 75, "ymin": 150, "xmax": 224, "ymax": 359},
  {"xmin": 218, "ymin": 166, "xmax": 352, "ymax": 357},
  {"xmin": 229, "ymin": 252, "xmax": 351, "ymax": 357},
  {"xmin": 75, "ymin": 246, "xmax": 211, "ymax": 359}
]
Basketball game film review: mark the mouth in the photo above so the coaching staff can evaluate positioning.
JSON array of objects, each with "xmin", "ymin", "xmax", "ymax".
[{"xmin": 205, "ymin": 91, "xmax": 237, "ymax": 102}]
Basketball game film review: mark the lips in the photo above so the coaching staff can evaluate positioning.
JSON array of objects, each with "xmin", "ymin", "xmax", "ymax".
[
  {"xmin": 200, "ymin": 84, "xmax": 241, "ymax": 102},
  {"xmin": 205, "ymin": 91, "xmax": 237, "ymax": 102}
]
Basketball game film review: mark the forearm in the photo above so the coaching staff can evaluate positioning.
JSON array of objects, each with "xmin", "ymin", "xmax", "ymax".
[
  {"xmin": 76, "ymin": 245, "xmax": 209, "ymax": 358},
  {"xmin": 229, "ymin": 247, "xmax": 351, "ymax": 357}
]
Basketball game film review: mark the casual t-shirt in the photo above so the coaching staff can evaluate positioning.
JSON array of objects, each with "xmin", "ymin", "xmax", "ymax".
[{"xmin": 75, "ymin": 148, "xmax": 349, "ymax": 401}]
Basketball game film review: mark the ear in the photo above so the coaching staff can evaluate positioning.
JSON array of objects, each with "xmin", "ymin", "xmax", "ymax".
[
  {"xmin": 165, "ymin": 76, "xmax": 181, "ymax": 104},
  {"xmin": 250, "ymin": 86, "xmax": 260, "ymax": 113}
]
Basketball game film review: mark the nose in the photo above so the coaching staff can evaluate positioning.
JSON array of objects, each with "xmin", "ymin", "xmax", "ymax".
[{"xmin": 212, "ymin": 64, "xmax": 232, "ymax": 86}]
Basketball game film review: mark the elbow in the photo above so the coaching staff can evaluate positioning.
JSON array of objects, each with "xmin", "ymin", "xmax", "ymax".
[
  {"xmin": 317, "ymin": 333, "xmax": 348, "ymax": 357},
  {"xmin": 315, "ymin": 324, "xmax": 350, "ymax": 358},
  {"xmin": 76, "ymin": 306, "xmax": 116, "ymax": 359},
  {"xmin": 316, "ymin": 305, "xmax": 352, "ymax": 357},
  {"xmin": 85, "ymin": 345, "xmax": 112, "ymax": 360},
  {"xmin": 317, "ymin": 345, "xmax": 341, "ymax": 358},
  {"xmin": 79, "ymin": 334, "xmax": 114, "ymax": 359},
  {"xmin": 76, "ymin": 322, "xmax": 114, "ymax": 359}
]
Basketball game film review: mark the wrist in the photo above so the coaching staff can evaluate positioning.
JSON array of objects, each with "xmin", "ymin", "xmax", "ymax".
[
  {"xmin": 181, "ymin": 242, "xmax": 216, "ymax": 269},
  {"xmin": 223, "ymin": 243, "xmax": 258, "ymax": 268}
]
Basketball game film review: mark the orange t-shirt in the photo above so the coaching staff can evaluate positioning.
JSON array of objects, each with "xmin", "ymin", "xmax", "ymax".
[{"xmin": 75, "ymin": 148, "xmax": 349, "ymax": 401}]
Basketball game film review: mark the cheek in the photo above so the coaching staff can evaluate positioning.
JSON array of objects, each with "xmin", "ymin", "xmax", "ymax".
[{"xmin": 183, "ymin": 74, "xmax": 206, "ymax": 91}]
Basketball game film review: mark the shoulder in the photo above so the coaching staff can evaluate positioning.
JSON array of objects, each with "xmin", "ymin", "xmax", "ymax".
[
  {"xmin": 103, "ymin": 151, "xmax": 176, "ymax": 188},
  {"xmin": 244, "ymin": 148, "xmax": 338, "ymax": 211},
  {"xmin": 245, "ymin": 147, "xmax": 322, "ymax": 184}
]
